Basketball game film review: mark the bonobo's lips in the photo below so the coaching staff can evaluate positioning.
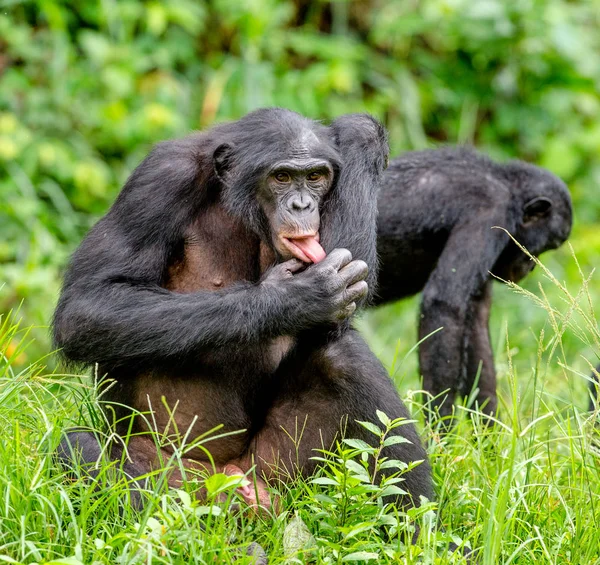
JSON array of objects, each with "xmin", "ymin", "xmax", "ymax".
[{"xmin": 280, "ymin": 234, "xmax": 327, "ymax": 263}]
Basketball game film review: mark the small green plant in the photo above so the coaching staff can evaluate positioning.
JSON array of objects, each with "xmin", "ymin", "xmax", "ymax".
[{"xmin": 286, "ymin": 411, "xmax": 463, "ymax": 563}]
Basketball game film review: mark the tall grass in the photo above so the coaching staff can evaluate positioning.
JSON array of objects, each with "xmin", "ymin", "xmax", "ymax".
[{"xmin": 0, "ymin": 253, "xmax": 598, "ymax": 564}]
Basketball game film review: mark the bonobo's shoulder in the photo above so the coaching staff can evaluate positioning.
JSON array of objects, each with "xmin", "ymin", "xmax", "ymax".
[{"xmin": 143, "ymin": 132, "xmax": 216, "ymax": 168}]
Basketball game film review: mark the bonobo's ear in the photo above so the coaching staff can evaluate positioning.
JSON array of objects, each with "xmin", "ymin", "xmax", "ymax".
[
  {"xmin": 213, "ymin": 143, "xmax": 234, "ymax": 183},
  {"xmin": 523, "ymin": 196, "xmax": 553, "ymax": 223}
]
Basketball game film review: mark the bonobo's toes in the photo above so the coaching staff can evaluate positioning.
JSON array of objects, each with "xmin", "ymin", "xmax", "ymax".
[{"xmin": 223, "ymin": 464, "xmax": 274, "ymax": 513}]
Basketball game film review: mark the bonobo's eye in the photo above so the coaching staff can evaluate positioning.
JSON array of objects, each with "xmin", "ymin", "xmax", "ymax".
[
  {"xmin": 306, "ymin": 171, "xmax": 322, "ymax": 182},
  {"xmin": 274, "ymin": 171, "xmax": 291, "ymax": 183}
]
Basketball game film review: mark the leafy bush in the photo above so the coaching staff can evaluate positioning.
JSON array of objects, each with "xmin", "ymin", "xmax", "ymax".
[{"xmin": 1, "ymin": 0, "xmax": 599, "ymax": 365}]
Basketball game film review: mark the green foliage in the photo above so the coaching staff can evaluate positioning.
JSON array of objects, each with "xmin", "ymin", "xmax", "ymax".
[{"xmin": 1, "ymin": 0, "xmax": 600, "ymax": 364}]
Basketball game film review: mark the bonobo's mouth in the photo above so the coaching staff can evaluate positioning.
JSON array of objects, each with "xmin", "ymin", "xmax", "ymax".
[
  {"xmin": 279, "ymin": 233, "xmax": 326, "ymax": 263},
  {"xmin": 492, "ymin": 256, "xmax": 536, "ymax": 283},
  {"xmin": 510, "ymin": 259, "xmax": 536, "ymax": 283}
]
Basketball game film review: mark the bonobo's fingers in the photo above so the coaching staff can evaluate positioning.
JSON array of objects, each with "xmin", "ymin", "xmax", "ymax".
[
  {"xmin": 262, "ymin": 259, "xmax": 305, "ymax": 284},
  {"xmin": 338, "ymin": 259, "xmax": 369, "ymax": 287},
  {"xmin": 280, "ymin": 258, "xmax": 305, "ymax": 275},
  {"xmin": 318, "ymin": 248, "xmax": 353, "ymax": 271},
  {"xmin": 336, "ymin": 302, "xmax": 356, "ymax": 320},
  {"xmin": 275, "ymin": 247, "xmax": 369, "ymax": 327},
  {"xmin": 333, "ymin": 279, "xmax": 368, "ymax": 320},
  {"xmin": 344, "ymin": 281, "xmax": 368, "ymax": 304}
]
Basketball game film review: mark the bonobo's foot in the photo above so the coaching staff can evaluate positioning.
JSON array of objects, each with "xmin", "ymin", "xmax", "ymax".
[
  {"xmin": 223, "ymin": 464, "xmax": 277, "ymax": 514},
  {"xmin": 223, "ymin": 465, "xmax": 271, "ymax": 564}
]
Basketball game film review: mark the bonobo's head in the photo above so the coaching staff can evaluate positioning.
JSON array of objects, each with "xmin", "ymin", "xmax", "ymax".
[
  {"xmin": 212, "ymin": 108, "xmax": 341, "ymax": 263},
  {"xmin": 493, "ymin": 161, "xmax": 573, "ymax": 282}
]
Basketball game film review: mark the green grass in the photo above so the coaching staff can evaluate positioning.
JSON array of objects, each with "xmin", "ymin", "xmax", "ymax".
[{"xmin": 0, "ymin": 247, "xmax": 598, "ymax": 564}]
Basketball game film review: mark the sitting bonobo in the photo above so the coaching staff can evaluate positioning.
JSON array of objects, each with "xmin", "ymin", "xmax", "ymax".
[
  {"xmin": 54, "ymin": 108, "xmax": 433, "ymax": 514},
  {"xmin": 376, "ymin": 147, "xmax": 573, "ymax": 420}
]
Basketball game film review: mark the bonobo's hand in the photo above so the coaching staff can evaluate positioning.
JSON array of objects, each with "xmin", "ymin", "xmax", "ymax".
[{"xmin": 262, "ymin": 248, "xmax": 368, "ymax": 326}]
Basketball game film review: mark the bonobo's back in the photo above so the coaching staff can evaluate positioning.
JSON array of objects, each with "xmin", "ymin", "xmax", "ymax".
[
  {"xmin": 375, "ymin": 147, "xmax": 572, "ymax": 305},
  {"xmin": 375, "ymin": 148, "xmax": 505, "ymax": 302}
]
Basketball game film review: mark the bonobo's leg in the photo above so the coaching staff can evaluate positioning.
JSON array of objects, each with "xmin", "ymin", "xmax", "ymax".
[
  {"xmin": 463, "ymin": 281, "xmax": 498, "ymax": 417},
  {"xmin": 419, "ymin": 214, "xmax": 510, "ymax": 420},
  {"xmin": 58, "ymin": 432, "xmax": 270, "ymax": 563},
  {"xmin": 246, "ymin": 330, "xmax": 434, "ymax": 507},
  {"xmin": 57, "ymin": 431, "xmax": 271, "ymax": 511},
  {"xmin": 589, "ymin": 364, "xmax": 600, "ymax": 412}
]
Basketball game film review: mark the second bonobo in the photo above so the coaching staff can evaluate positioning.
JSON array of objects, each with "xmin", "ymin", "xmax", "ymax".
[{"xmin": 376, "ymin": 147, "xmax": 572, "ymax": 419}]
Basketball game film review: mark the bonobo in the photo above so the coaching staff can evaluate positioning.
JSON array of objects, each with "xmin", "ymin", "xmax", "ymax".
[
  {"xmin": 54, "ymin": 108, "xmax": 433, "ymax": 513},
  {"xmin": 375, "ymin": 147, "xmax": 572, "ymax": 419}
]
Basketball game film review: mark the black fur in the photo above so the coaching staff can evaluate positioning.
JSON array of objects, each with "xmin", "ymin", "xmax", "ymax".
[
  {"xmin": 589, "ymin": 363, "xmax": 600, "ymax": 411},
  {"xmin": 54, "ymin": 108, "xmax": 433, "ymax": 516},
  {"xmin": 375, "ymin": 147, "xmax": 573, "ymax": 419}
]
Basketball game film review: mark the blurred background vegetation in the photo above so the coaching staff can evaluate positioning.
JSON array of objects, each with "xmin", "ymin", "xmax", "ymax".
[{"xmin": 1, "ymin": 0, "xmax": 599, "ymax": 407}]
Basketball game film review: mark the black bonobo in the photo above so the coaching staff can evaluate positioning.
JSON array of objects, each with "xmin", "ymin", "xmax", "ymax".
[
  {"xmin": 54, "ymin": 108, "xmax": 433, "ymax": 513},
  {"xmin": 376, "ymin": 147, "xmax": 572, "ymax": 420}
]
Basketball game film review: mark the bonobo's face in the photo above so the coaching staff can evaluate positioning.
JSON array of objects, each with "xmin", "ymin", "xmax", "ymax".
[
  {"xmin": 492, "ymin": 164, "xmax": 573, "ymax": 282},
  {"xmin": 257, "ymin": 158, "xmax": 334, "ymax": 263},
  {"xmin": 212, "ymin": 108, "xmax": 342, "ymax": 263}
]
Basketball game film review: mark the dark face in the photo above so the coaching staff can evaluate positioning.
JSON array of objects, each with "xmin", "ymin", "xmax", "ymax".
[
  {"xmin": 256, "ymin": 158, "xmax": 333, "ymax": 263},
  {"xmin": 213, "ymin": 109, "xmax": 341, "ymax": 264},
  {"xmin": 492, "ymin": 164, "xmax": 573, "ymax": 282}
]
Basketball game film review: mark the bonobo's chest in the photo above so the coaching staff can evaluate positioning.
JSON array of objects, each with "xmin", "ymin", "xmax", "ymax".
[
  {"xmin": 162, "ymin": 203, "xmax": 294, "ymax": 373},
  {"xmin": 165, "ymin": 203, "xmax": 275, "ymax": 291}
]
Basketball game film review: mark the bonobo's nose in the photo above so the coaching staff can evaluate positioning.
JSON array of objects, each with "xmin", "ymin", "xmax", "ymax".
[{"xmin": 289, "ymin": 193, "xmax": 314, "ymax": 212}]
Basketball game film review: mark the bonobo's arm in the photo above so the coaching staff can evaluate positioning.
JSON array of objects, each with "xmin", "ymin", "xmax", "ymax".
[
  {"xmin": 464, "ymin": 281, "xmax": 497, "ymax": 416},
  {"xmin": 319, "ymin": 114, "xmax": 389, "ymax": 303},
  {"xmin": 419, "ymin": 212, "xmax": 513, "ymax": 417},
  {"xmin": 53, "ymin": 140, "xmax": 365, "ymax": 368}
]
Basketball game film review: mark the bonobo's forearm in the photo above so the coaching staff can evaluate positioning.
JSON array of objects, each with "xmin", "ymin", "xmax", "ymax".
[
  {"xmin": 53, "ymin": 281, "xmax": 306, "ymax": 367},
  {"xmin": 320, "ymin": 114, "xmax": 389, "ymax": 301},
  {"xmin": 464, "ymin": 282, "xmax": 497, "ymax": 415}
]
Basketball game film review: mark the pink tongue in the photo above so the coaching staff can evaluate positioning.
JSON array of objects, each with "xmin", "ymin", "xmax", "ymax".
[{"xmin": 291, "ymin": 236, "xmax": 326, "ymax": 263}]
